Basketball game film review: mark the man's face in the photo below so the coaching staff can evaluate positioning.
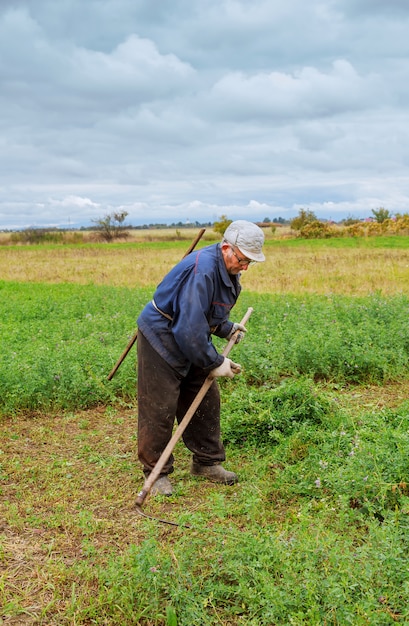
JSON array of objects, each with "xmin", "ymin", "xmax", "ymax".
[{"xmin": 222, "ymin": 243, "xmax": 252, "ymax": 275}]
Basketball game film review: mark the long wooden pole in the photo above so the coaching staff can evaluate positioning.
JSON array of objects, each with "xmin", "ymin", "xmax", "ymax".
[
  {"xmin": 107, "ymin": 228, "xmax": 206, "ymax": 380},
  {"xmin": 135, "ymin": 306, "xmax": 254, "ymax": 508}
]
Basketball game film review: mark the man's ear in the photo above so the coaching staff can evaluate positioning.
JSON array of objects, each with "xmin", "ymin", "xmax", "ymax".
[{"xmin": 220, "ymin": 242, "xmax": 231, "ymax": 259}]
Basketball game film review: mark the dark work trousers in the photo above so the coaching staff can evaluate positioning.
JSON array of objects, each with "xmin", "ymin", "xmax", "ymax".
[{"xmin": 137, "ymin": 330, "xmax": 226, "ymax": 476}]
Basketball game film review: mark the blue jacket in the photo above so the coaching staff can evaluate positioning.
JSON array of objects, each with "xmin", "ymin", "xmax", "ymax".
[{"xmin": 137, "ymin": 243, "xmax": 241, "ymax": 375}]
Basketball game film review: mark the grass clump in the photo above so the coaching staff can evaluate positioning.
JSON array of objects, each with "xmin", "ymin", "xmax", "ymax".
[
  {"xmin": 222, "ymin": 376, "xmax": 333, "ymax": 446},
  {"xmin": 250, "ymin": 400, "xmax": 409, "ymax": 521}
]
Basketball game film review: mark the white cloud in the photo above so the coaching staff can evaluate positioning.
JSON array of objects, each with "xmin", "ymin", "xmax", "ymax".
[
  {"xmin": 1, "ymin": 0, "xmax": 409, "ymax": 230},
  {"xmin": 51, "ymin": 195, "xmax": 101, "ymax": 209},
  {"xmin": 206, "ymin": 60, "xmax": 382, "ymax": 122}
]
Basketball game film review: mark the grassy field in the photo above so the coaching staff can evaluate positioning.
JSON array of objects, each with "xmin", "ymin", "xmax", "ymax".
[
  {"xmin": 2, "ymin": 233, "xmax": 409, "ymax": 625},
  {"xmin": 2, "ymin": 229, "xmax": 409, "ymax": 294}
]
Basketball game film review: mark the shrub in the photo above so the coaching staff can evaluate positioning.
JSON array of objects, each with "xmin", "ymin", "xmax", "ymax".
[
  {"xmin": 344, "ymin": 222, "xmax": 366, "ymax": 237},
  {"xmin": 213, "ymin": 215, "xmax": 232, "ymax": 236},
  {"xmin": 92, "ymin": 211, "xmax": 130, "ymax": 242},
  {"xmin": 342, "ymin": 215, "xmax": 360, "ymax": 226},
  {"xmin": 298, "ymin": 221, "xmax": 336, "ymax": 239},
  {"xmin": 372, "ymin": 207, "xmax": 392, "ymax": 223},
  {"xmin": 10, "ymin": 228, "xmax": 64, "ymax": 244},
  {"xmin": 290, "ymin": 208, "xmax": 317, "ymax": 231}
]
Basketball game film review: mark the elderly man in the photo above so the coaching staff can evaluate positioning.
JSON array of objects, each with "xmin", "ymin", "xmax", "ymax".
[{"xmin": 136, "ymin": 220, "xmax": 265, "ymax": 495}]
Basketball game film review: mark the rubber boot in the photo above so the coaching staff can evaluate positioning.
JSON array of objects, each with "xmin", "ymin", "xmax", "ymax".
[
  {"xmin": 190, "ymin": 462, "xmax": 238, "ymax": 485},
  {"xmin": 151, "ymin": 475, "xmax": 173, "ymax": 496}
]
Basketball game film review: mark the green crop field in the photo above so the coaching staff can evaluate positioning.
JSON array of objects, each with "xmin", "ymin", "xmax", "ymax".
[{"xmin": 1, "ymin": 233, "xmax": 409, "ymax": 625}]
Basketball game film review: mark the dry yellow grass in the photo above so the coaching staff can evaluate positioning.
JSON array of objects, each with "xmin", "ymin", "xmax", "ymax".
[
  {"xmin": 244, "ymin": 245, "xmax": 409, "ymax": 295},
  {"xmin": 1, "ymin": 228, "xmax": 409, "ymax": 295}
]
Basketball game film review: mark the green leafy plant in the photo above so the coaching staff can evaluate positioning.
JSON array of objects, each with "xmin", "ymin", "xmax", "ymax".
[
  {"xmin": 289, "ymin": 208, "xmax": 317, "ymax": 231},
  {"xmin": 372, "ymin": 207, "xmax": 392, "ymax": 223},
  {"xmin": 212, "ymin": 214, "xmax": 232, "ymax": 236},
  {"xmin": 222, "ymin": 377, "xmax": 334, "ymax": 446}
]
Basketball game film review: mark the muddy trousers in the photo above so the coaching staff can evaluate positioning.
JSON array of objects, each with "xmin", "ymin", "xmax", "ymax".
[{"xmin": 137, "ymin": 331, "xmax": 226, "ymax": 476}]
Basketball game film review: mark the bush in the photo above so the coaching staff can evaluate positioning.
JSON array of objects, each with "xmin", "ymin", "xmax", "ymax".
[
  {"xmin": 92, "ymin": 211, "xmax": 130, "ymax": 242},
  {"xmin": 213, "ymin": 215, "xmax": 232, "ymax": 236},
  {"xmin": 290, "ymin": 208, "xmax": 317, "ymax": 231},
  {"xmin": 372, "ymin": 207, "xmax": 392, "ymax": 223},
  {"xmin": 298, "ymin": 221, "xmax": 336, "ymax": 239},
  {"xmin": 344, "ymin": 222, "xmax": 366, "ymax": 237},
  {"xmin": 10, "ymin": 228, "xmax": 64, "ymax": 244}
]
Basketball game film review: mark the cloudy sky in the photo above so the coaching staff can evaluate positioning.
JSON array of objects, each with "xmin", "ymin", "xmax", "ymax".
[{"xmin": 1, "ymin": 0, "xmax": 409, "ymax": 230}]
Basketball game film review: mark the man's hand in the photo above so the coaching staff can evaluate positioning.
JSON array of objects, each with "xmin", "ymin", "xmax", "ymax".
[
  {"xmin": 211, "ymin": 357, "xmax": 242, "ymax": 379},
  {"xmin": 226, "ymin": 323, "xmax": 247, "ymax": 344}
]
